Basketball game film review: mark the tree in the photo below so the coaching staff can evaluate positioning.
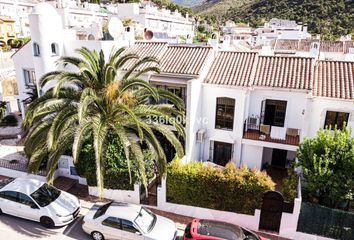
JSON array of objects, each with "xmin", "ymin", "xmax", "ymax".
[
  {"xmin": 297, "ymin": 126, "xmax": 354, "ymax": 209},
  {"xmin": 24, "ymin": 47, "xmax": 185, "ymax": 195}
]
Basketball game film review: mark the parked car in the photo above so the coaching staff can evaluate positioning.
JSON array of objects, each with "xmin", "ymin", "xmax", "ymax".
[
  {"xmin": 183, "ymin": 219, "xmax": 268, "ymax": 240},
  {"xmin": 82, "ymin": 201, "xmax": 177, "ymax": 240},
  {"xmin": 0, "ymin": 177, "xmax": 80, "ymax": 228}
]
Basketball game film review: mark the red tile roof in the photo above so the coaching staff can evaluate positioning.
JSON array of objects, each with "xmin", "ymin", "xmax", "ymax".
[
  {"xmin": 160, "ymin": 45, "xmax": 213, "ymax": 75},
  {"xmin": 253, "ymin": 56, "xmax": 314, "ymax": 90},
  {"xmin": 205, "ymin": 51, "xmax": 258, "ymax": 86},
  {"xmin": 122, "ymin": 41, "xmax": 168, "ymax": 71},
  {"xmin": 314, "ymin": 61, "xmax": 354, "ymax": 99},
  {"xmin": 122, "ymin": 42, "xmax": 212, "ymax": 76}
]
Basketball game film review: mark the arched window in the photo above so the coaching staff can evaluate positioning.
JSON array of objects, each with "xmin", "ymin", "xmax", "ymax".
[
  {"xmin": 33, "ymin": 42, "xmax": 40, "ymax": 56},
  {"xmin": 215, "ymin": 97, "xmax": 235, "ymax": 130},
  {"xmin": 51, "ymin": 43, "xmax": 59, "ymax": 55}
]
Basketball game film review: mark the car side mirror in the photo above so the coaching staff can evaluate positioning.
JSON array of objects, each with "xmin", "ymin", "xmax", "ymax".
[{"xmin": 135, "ymin": 231, "xmax": 141, "ymax": 235}]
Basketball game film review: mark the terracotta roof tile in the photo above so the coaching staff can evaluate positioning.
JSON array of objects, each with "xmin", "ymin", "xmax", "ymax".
[
  {"xmin": 159, "ymin": 45, "xmax": 213, "ymax": 75},
  {"xmin": 253, "ymin": 56, "xmax": 314, "ymax": 90},
  {"xmin": 122, "ymin": 41, "xmax": 168, "ymax": 71},
  {"xmin": 314, "ymin": 61, "xmax": 354, "ymax": 99},
  {"xmin": 204, "ymin": 51, "xmax": 258, "ymax": 86}
]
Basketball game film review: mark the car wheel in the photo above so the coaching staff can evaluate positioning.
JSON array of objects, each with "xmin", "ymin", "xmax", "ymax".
[
  {"xmin": 91, "ymin": 231, "xmax": 104, "ymax": 240},
  {"xmin": 40, "ymin": 216, "xmax": 55, "ymax": 228}
]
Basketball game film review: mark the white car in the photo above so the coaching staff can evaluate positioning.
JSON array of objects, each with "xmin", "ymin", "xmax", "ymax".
[
  {"xmin": 0, "ymin": 177, "xmax": 80, "ymax": 227},
  {"xmin": 83, "ymin": 201, "xmax": 177, "ymax": 240}
]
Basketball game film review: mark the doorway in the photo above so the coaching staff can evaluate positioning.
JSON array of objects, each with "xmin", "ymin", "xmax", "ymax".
[
  {"xmin": 271, "ymin": 149, "xmax": 287, "ymax": 168},
  {"xmin": 213, "ymin": 141, "xmax": 232, "ymax": 166}
]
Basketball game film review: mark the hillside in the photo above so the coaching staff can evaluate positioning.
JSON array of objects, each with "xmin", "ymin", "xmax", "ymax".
[{"xmin": 192, "ymin": 0, "xmax": 354, "ymax": 40}]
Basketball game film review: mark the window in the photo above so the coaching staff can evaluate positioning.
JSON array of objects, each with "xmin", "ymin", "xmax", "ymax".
[
  {"xmin": 94, "ymin": 201, "xmax": 113, "ymax": 219},
  {"xmin": 23, "ymin": 69, "xmax": 36, "ymax": 86},
  {"xmin": 134, "ymin": 207, "xmax": 156, "ymax": 233},
  {"xmin": 33, "ymin": 42, "xmax": 40, "ymax": 56},
  {"xmin": 324, "ymin": 111, "xmax": 349, "ymax": 130},
  {"xmin": 261, "ymin": 99, "xmax": 287, "ymax": 127},
  {"xmin": 122, "ymin": 219, "xmax": 138, "ymax": 233},
  {"xmin": 215, "ymin": 97, "xmax": 235, "ymax": 130},
  {"xmin": 51, "ymin": 43, "xmax": 59, "ymax": 55},
  {"xmin": 18, "ymin": 192, "xmax": 36, "ymax": 207},
  {"xmin": 102, "ymin": 217, "xmax": 121, "ymax": 229},
  {"xmin": 154, "ymin": 84, "xmax": 187, "ymax": 107},
  {"xmin": 0, "ymin": 191, "xmax": 19, "ymax": 202},
  {"xmin": 30, "ymin": 183, "xmax": 61, "ymax": 207}
]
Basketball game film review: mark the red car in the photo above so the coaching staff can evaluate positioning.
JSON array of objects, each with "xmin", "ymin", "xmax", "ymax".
[{"xmin": 183, "ymin": 219, "xmax": 268, "ymax": 240}]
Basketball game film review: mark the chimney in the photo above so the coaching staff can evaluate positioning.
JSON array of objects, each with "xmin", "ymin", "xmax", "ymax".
[
  {"xmin": 208, "ymin": 32, "xmax": 219, "ymax": 51},
  {"xmin": 259, "ymin": 40, "xmax": 273, "ymax": 56}
]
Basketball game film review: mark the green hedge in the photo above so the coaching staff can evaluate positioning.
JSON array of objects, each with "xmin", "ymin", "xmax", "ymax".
[
  {"xmin": 167, "ymin": 159, "xmax": 275, "ymax": 215},
  {"xmin": 75, "ymin": 135, "xmax": 155, "ymax": 191}
]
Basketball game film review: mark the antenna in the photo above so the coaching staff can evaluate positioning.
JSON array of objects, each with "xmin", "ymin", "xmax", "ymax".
[
  {"xmin": 108, "ymin": 17, "xmax": 124, "ymax": 40},
  {"xmin": 144, "ymin": 30, "xmax": 154, "ymax": 40}
]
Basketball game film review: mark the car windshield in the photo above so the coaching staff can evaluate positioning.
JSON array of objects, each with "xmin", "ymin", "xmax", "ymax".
[
  {"xmin": 30, "ymin": 183, "xmax": 61, "ymax": 207},
  {"xmin": 134, "ymin": 207, "xmax": 156, "ymax": 233},
  {"xmin": 93, "ymin": 202, "xmax": 113, "ymax": 219},
  {"xmin": 197, "ymin": 220, "xmax": 245, "ymax": 240}
]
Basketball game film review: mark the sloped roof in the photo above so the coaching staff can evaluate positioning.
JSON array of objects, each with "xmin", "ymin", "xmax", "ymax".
[
  {"xmin": 253, "ymin": 56, "xmax": 314, "ymax": 90},
  {"xmin": 314, "ymin": 60, "xmax": 354, "ymax": 99},
  {"xmin": 205, "ymin": 51, "xmax": 257, "ymax": 86},
  {"xmin": 272, "ymin": 39, "xmax": 354, "ymax": 53},
  {"xmin": 122, "ymin": 42, "xmax": 212, "ymax": 76},
  {"xmin": 159, "ymin": 45, "xmax": 213, "ymax": 75},
  {"xmin": 121, "ymin": 41, "xmax": 168, "ymax": 71}
]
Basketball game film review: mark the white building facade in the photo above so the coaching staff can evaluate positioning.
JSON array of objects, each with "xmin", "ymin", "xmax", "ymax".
[{"xmin": 12, "ymin": 3, "xmax": 354, "ymax": 172}]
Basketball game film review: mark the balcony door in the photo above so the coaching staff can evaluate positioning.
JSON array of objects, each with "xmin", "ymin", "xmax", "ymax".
[
  {"xmin": 261, "ymin": 99, "xmax": 287, "ymax": 127},
  {"xmin": 213, "ymin": 141, "xmax": 232, "ymax": 167}
]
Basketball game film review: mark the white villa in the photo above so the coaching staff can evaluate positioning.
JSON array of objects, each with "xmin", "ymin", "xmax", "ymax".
[
  {"xmin": 12, "ymin": 3, "xmax": 354, "ymax": 173},
  {"xmin": 0, "ymin": 0, "xmax": 194, "ymax": 42},
  {"xmin": 253, "ymin": 18, "xmax": 311, "ymax": 47}
]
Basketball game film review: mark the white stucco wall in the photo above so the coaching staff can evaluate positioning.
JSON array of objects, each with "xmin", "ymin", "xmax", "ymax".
[
  {"xmin": 185, "ymin": 78, "xmax": 204, "ymax": 161},
  {"xmin": 306, "ymin": 97, "xmax": 354, "ymax": 138},
  {"xmin": 240, "ymin": 144, "xmax": 264, "ymax": 169},
  {"xmin": 247, "ymin": 88, "xmax": 308, "ymax": 133},
  {"xmin": 198, "ymin": 84, "xmax": 248, "ymax": 165}
]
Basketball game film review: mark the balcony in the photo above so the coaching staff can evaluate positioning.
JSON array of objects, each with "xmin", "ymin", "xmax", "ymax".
[{"xmin": 243, "ymin": 120, "xmax": 300, "ymax": 146}]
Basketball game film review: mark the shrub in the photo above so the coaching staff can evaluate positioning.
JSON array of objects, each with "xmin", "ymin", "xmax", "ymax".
[
  {"xmin": 75, "ymin": 134, "xmax": 155, "ymax": 190},
  {"xmin": 167, "ymin": 159, "xmax": 275, "ymax": 214},
  {"xmin": 0, "ymin": 114, "xmax": 18, "ymax": 127},
  {"xmin": 297, "ymin": 126, "xmax": 354, "ymax": 208},
  {"xmin": 282, "ymin": 166, "xmax": 299, "ymax": 202}
]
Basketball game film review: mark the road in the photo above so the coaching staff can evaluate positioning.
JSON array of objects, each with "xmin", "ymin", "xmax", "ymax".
[
  {"xmin": 0, "ymin": 202, "xmax": 185, "ymax": 240},
  {"xmin": 0, "ymin": 207, "xmax": 91, "ymax": 240}
]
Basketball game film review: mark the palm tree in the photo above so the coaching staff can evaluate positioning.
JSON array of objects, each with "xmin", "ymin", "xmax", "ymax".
[{"xmin": 24, "ymin": 47, "xmax": 185, "ymax": 195}]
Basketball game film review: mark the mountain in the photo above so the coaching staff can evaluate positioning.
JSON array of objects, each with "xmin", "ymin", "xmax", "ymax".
[{"xmin": 193, "ymin": 0, "xmax": 354, "ymax": 40}]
